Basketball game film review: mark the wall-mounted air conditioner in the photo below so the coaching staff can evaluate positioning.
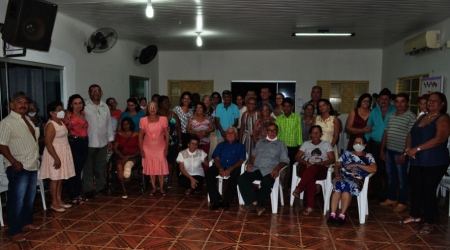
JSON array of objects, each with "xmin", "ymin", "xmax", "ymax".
[{"xmin": 403, "ymin": 30, "xmax": 441, "ymax": 55}]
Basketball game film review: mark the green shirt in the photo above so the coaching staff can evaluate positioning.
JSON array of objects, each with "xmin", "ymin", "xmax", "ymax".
[{"xmin": 276, "ymin": 113, "xmax": 303, "ymax": 147}]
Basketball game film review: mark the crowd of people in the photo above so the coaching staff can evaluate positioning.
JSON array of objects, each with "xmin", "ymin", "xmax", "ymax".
[{"xmin": 0, "ymin": 84, "xmax": 448, "ymax": 243}]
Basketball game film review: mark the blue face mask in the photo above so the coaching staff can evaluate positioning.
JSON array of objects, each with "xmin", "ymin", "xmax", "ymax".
[{"xmin": 353, "ymin": 144, "xmax": 365, "ymax": 152}]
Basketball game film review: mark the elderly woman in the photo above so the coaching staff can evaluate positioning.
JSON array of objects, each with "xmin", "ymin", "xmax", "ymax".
[
  {"xmin": 253, "ymin": 103, "xmax": 276, "ymax": 144},
  {"xmin": 292, "ymin": 125, "xmax": 335, "ymax": 216},
  {"xmin": 327, "ymin": 136, "xmax": 377, "ymax": 226},
  {"xmin": 187, "ymin": 102, "xmax": 215, "ymax": 160},
  {"xmin": 173, "ymin": 91, "xmax": 193, "ymax": 149},
  {"xmin": 345, "ymin": 93, "xmax": 372, "ymax": 150},
  {"xmin": 112, "ymin": 117, "xmax": 141, "ymax": 199},
  {"xmin": 402, "ymin": 92, "xmax": 450, "ymax": 234},
  {"xmin": 118, "ymin": 98, "xmax": 145, "ymax": 132},
  {"xmin": 40, "ymin": 101, "xmax": 75, "ymax": 212},
  {"xmin": 176, "ymin": 136, "xmax": 208, "ymax": 195}
]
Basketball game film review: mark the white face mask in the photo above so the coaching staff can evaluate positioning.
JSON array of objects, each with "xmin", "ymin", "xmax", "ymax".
[
  {"xmin": 140, "ymin": 105, "xmax": 147, "ymax": 109},
  {"xmin": 56, "ymin": 110, "xmax": 65, "ymax": 119},
  {"xmin": 28, "ymin": 112, "xmax": 36, "ymax": 117},
  {"xmin": 353, "ymin": 144, "xmax": 365, "ymax": 152},
  {"xmin": 266, "ymin": 136, "xmax": 278, "ymax": 142}
]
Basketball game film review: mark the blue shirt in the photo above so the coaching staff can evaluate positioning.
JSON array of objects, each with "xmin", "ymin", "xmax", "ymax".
[
  {"xmin": 365, "ymin": 105, "xmax": 396, "ymax": 142},
  {"xmin": 215, "ymin": 103, "xmax": 240, "ymax": 138},
  {"xmin": 212, "ymin": 140, "xmax": 246, "ymax": 169},
  {"xmin": 119, "ymin": 110, "xmax": 146, "ymax": 132}
]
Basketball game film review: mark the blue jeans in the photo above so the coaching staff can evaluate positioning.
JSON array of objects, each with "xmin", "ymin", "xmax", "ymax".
[
  {"xmin": 6, "ymin": 167, "xmax": 37, "ymax": 236},
  {"xmin": 385, "ymin": 149, "xmax": 409, "ymax": 204}
]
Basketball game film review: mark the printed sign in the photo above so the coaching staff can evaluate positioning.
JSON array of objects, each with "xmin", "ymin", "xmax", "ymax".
[{"xmin": 421, "ymin": 76, "xmax": 443, "ymax": 95}]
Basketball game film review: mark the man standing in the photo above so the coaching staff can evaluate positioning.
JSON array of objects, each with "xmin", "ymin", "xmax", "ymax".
[
  {"xmin": 416, "ymin": 94, "xmax": 429, "ymax": 118},
  {"xmin": 245, "ymin": 89, "xmax": 257, "ymax": 103},
  {"xmin": 365, "ymin": 88, "xmax": 396, "ymax": 201},
  {"xmin": 215, "ymin": 90, "xmax": 240, "ymax": 142},
  {"xmin": 301, "ymin": 85, "xmax": 322, "ymax": 116},
  {"xmin": 276, "ymin": 98, "xmax": 302, "ymax": 187},
  {"xmin": 238, "ymin": 123, "xmax": 289, "ymax": 216},
  {"xmin": 206, "ymin": 127, "xmax": 246, "ymax": 210},
  {"xmin": 83, "ymin": 84, "xmax": 114, "ymax": 199},
  {"xmin": 256, "ymin": 87, "xmax": 276, "ymax": 110},
  {"xmin": 380, "ymin": 93, "xmax": 416, "ymax": 212},
  {"xmin": 0, "ymin": 91, "xmax": 41, "ymax": 243}
]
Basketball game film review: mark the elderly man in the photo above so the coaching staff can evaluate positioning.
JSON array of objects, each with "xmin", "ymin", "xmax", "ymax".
[
  {"xmin": 0, "ymin": 91, "xmax": 41, "ymax": 243},
  {"xmin": 238, "ymin": 123, "xmax": 289, "ymax": 216},
  {"xmin": 301, "ymin": 85, "xmax": 322, "ymax": 116},
  {"xmin": 206, "ymin": 126, "xmax": 246, "ymax": 210},
  {"xmin": 83, "ymin": 84, "xmax": 114, "ymax": 199}
]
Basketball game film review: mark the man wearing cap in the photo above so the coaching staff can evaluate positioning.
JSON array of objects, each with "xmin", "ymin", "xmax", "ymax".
[
  {"xmin": 365, "ymin": 88, "xmax": 396, "ymax": 201},
  {"xmin": 215, "ymin": 90, "xmax": 240, "ymax": 142},
  {"xmin": 0, "ymin": 91, "xmax": 41, "ymax": 243},
  {"xmin": 301, "ymin": 85, "xmax": 322, "ymax": 116},
  {"xmin": 416, "ymin": 94, "xmax": 429, "ymax": 118}
]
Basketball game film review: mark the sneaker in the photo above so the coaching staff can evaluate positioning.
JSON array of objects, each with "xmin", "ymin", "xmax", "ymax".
[
  {"xmin": 256, "ymin": 206, "xmax": 265, "ymax": 216},
  {"xmin": 380, "ymin": 199, "xmax": 397, "ymax": 206},
  {"xmin": 393, "ymin": 203, "xmax": 406, "ymax": 212},
  {"xmin": 335, "ymin": 217, "xmax": 346, "ymax": 226},
  {"xmin": 326, "ymin": 216, "xmax": 336, "ymax": 225},
  {"xmin": 239, "ymin": 204, "xmax": 252, "ymax": 213}
]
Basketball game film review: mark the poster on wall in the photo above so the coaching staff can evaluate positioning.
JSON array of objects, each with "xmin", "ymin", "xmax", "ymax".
[{"xmin": 421, "ymin": 76, "xmax": 443, "ymax": 95}]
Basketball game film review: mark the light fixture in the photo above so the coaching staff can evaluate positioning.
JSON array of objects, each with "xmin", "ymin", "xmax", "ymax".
[
  {"xmin": 196, "ymin": 32, "xmax": 202, "ymax": 47},
  {"xmin": 146, "ymin": 0, "xmax": 154, "ymax": 18},
  {"xmin": 292, "ymin": 30, "xmax": 355, "ymax": 37}
]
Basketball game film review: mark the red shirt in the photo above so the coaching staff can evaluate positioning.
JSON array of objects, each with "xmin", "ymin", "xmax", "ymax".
[
  {"xmin": 114, "ymin": 133, "xmax": 139, "ymax": 155},
  {"xmin": 111, "ymin": 109, "xmax": 122, "ymax": 122},
  {"xmin": 63, "ymin": 111, "xmax": 88, "ymax": 137}
]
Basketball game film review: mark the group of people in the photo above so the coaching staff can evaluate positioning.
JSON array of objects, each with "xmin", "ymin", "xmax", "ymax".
[{"xmin": 0, "ymin": 84, "xmax": 448, "ymax": 243}]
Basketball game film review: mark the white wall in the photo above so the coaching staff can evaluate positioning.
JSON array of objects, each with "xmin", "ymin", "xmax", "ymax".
[
  {"xmin": 0, "ymin": 0, "xmax": 157, "ymax": 110},
  {"xmin": 382, "ymin": 16, "xmax": 450, "ymax": 98}
]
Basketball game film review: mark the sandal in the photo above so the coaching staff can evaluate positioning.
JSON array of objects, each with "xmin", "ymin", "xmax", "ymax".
[
  {"xmin": 161, "ymin": 189, "xmax": 167, "ymax": 196},
  {"xmin": 419, "ymin": 223, "xmax": 434, "ymax": 234},
  {"xmin": 292, "ymin": 188, "xmax": 301, "ymax": 198},
  {"xmin": 303, "ymin": 207, "xmax": 313, "ymax": 216},
  {"xmin": 71, "ymin": 196, "xmax": 86, "ymax": 205},
  {"xmin": 399, "ymin": 216, "xmax": 421, "ymax": 224},
  {"xmin": 149, "ymin": 188, "xmax": 157, "ymax": 196},
  {"xmin": 185, "ymin": 188, "xmax": 192, "ymax": 195}
]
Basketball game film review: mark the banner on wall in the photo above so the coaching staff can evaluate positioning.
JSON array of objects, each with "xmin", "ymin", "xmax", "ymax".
[{"xmin": 421, "ymin": 76, "xmax": 444, "ymax": 95}]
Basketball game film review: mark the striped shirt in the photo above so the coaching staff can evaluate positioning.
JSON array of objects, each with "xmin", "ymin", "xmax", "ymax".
[
  {"xmin": 276, "ymin": 113, "xmax": 303, "ymax": 147},
  {"xmin": 0, "ymin": 111, "xmax": 40, "ymax": 171},
  {"xmin": 385, "ymin": 110, "xmax": 416, "ymax": 153}
]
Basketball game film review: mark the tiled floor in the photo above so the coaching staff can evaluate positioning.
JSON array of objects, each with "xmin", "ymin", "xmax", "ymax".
[{"xmin": 0, "ymin": 178, "xmax": 449, "ymax": 250}]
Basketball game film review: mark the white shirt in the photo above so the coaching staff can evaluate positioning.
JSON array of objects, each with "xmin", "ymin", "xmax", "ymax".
[
  {"xmin": 84, "ymin": 99, "xmax": 114, "ymax": 148},
  {"xmin": 176, "ymin": 149, "xmax": 207, "ymax": 177}
]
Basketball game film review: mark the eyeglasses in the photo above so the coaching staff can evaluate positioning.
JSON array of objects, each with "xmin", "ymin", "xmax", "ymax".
[
  {"xmin": 266, "ymin": 129, "xmax": 278, "ymax": 133},
  {"xmin": 89, "ymin": 90, "xmax": 101, "ymax": 93}
]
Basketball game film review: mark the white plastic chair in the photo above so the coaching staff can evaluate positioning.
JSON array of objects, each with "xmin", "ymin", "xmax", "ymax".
[
  {"xmin": 289, "ymin": 162, "xmax": 333, "ymax": 215},
  {"xmin": 436, "ymin": 175, "xmax": 450, "ymax": 217},
  {"xmin": 237, "ymin": 164, "xmax": 288, "ymax": 214},
  {"xmin": 0, "ymin": 173, "xmax": 8, "ymax": 226},
  {"xmin": 207, "ymin": 159, "xmax": 248, "ymax": 202}
]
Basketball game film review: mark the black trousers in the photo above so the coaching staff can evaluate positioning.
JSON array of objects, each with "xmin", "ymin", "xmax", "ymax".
[
  {"xmin": 238, "ymin": 169, "xmax": 275, "ymax": 207},
  {"xmin": 66, "ymin": 137, "xmax": 89, "ymax": 200},
  {"xmin": 205, "ymin": 165, "xmax": 241, "ymax": 204},
  {"xmin": 409, "ymin": 164, "xmax": 448, "ymax": 224},
  {"xmin": 178, "ymin": 174, "xmax": 204, "ymax": 191},
  {"xmin": 367, "ymin": 140, "xmax": 386, "ymax": 198}
]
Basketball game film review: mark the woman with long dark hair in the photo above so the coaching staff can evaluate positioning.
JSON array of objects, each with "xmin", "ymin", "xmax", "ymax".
[
  {"xmin": 173, "ymin": 92, "xmax": 193, "ymax": 149},
  {"xmin": 118, "ymin": 98, "xmax": 145, "ymax": 132},
  {"xmin": 345, "ymin": 93, "xmax": 372, "ymax": 150}
]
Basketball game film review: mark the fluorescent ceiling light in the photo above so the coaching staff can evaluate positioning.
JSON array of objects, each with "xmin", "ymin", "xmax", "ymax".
[
  {"xmin": 146, "ymin": 1, "xmax": 154, "ymax": 18},
  {"xmin": 292, "ymin": 32, "xmax": 355, "ymax": 37},
  {"xmin": 196, "ymin": 33, "xmax": 202, "ymax": 47}
]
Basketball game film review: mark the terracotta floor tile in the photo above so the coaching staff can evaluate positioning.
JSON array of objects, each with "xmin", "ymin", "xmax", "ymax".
[
  {"xmin": 172, "ymin": 239, "xmax": 206, "ymax": 249},
  {"xmin": 136, "ymin": 236, "xmax": 175, "ymax": 249},
  {"xmin": 238, "ymin": 232, "xmax": 270, "ymax": 246},
  {"xmin": 116, "ymin": 235, "xmax": 145, "ymax": 248},
  {"xmin": 213, "ymin": 221, "xmax": 244, "ymax": 232},
  {"xmin": 270, "ymin": 234, "xmax": 302, "ymax": 248},
  {"xmin": 186, "ymin": 219, "xmax": 216, "ymax": 230},
  {"xmin": 75, "ymin": 232, "xmax": 114, "ymax": 246},
  {"xmin": 242, "ymin": 222, "xmax": 271, "ymax": 234},
  {"xmin": 270, "ymin": 223, "xmax": 300, "ymax": 236},
  {"xmin": 208, "ymin": 231, "xmax": 240, "ymax": 244},
  {"xmin": 301, "ymin": 237, "xmax": 336, "ymax": 249},
  {"xmin": 121, "ymin": 224, "xmax": 155, "ymax": 236},
  {"xmin": 67, "ymin": 220, "xmax": 103, "ymax": 232},
  {"xmin": 178, "ymin": 228, "xmax": 212, "ymax": 240},
  {"xmin": 148, "ymin": 226, "xmax": 182, "ymax": 238},
  {"xmin": 203, "ymin": 241, "xmax": 237, "ymax": 249}
]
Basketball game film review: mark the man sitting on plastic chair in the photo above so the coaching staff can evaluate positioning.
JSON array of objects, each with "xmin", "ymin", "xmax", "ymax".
[
  {"xmin": 206, "ymin": 126, "xmax": 246, "ymax": 210},
  {"xmin": 238, "ymin": 123, "xmax": 289, "ymax": 216}
]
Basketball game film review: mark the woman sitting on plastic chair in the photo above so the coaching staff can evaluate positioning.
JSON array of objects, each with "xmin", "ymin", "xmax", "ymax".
[
  {"xmin": 327, "ymin": 136, "xmax": 377, "ymax": 226},
  {"xmin": 292, "ymin": 125, "xmax": 336, "ymax": 216},
  {"xmin": 112, "ymin": 117, "xmax": 141, "ymax": 199}
]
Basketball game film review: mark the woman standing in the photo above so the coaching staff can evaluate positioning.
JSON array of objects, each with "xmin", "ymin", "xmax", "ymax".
[
  {"xmin": 312, "ymin": 99, "xmax": 339, "ymax": 159},
  {"xmin": 112, "ymin": 117, "xmax": 141, "ymax": 198},
  {"xmin": 402, "ymin": 92, "xmax": 450, "ymax": 234},
  {"xmin": 301, "ymin": 103, "xmax": 315, "ymax": 143},
  {"xmin": 176, "ymin": 136, "xmax": 208, "ymax": 195},
  {"xmin": 118, "ymin": 98, "xmax": 145, "ymax": 132},
  {"xmin": 253, "ymin": 103, "xmax": 276, "ymax": 144},
  {"xmin": 345, "ymin": 93, "xmax": 372, "ymax": 150},
  {"xmin": 292, "ymin": 125, "xmax": 335, "ymax": 216},
  {"xmin": 139, "ymin": 101, "xmax": 170, "ymax": 196},
  {"xmin": 173, "ymin": 92, "xmax": 193, "ymax": 149},
  {"xmin": 235, "ymin": 94, "xmax": 247, "ymax": 136},
  {"xmin": 327, "ymin": 136, "xmax": 377, "ymax": 226},
  {"xmin": 40, "ymin": 101, "xmax": 75, "ymax": 212},
  {"xmin": 158, "ymin": 96, "xmax": 180, "ymax": 189},
  {"xmin": 106, "ymin": 97, "xmax": 122, "ymax": 123},
  {"xmin": 239, "ymin": 97, "xmax": 260, "ymax": 155},
  {"xmin": 209, "ymin": 92, "xmax": 222, "ymax": 159},
  {"xmin": 272, "ymin": 93, "xmax": 284, "ymax": 118},
  {"xmin": 203, "ymin": 95, "xmax": 214, "ymax": 118},
  {"xmin": 63, "ymin": 94, "xmax": 89, "ymax": 204},
  {"xmin": 187, "ymin": 102, "xmax": 214, "ymax": 159}
]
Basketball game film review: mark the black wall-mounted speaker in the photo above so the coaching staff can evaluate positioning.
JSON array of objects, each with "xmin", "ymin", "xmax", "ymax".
[{"xmin": 1, "ymin": 0, "xmax": 58, "ymax": 52}]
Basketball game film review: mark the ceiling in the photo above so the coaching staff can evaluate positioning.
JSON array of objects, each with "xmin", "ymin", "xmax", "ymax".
[{"xmin": 52, "ymin": 0, "xmax": 450, "ymax": 51}]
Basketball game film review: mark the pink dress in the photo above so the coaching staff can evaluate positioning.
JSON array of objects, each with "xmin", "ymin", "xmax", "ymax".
[
  {"xmin": 39, "ymin": 120, "xmax": 76, "ymax": 180},
  {"xmin": 140, "ymin": 116, "xmax": 169, "ymax": 175}
]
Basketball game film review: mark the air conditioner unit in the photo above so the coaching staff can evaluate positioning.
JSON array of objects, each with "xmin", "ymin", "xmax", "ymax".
[{"xmin": 404, "ymin": 30, "xmax": 441, "ymax": 55}]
